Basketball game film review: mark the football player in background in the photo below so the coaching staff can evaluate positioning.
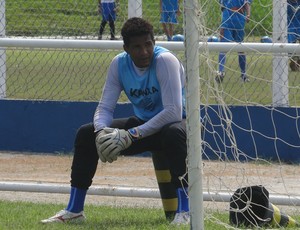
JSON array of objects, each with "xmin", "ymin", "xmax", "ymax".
[
  {"xmin": 98, "ymin": 0, "xmax": 117, "ymax": 40},
  {"xmin": 160, "ymin": 0, "xmax": 181, "ymax": 41},
  {"xmin": 216, "ymin": 0, "xmax": 252, "ymax": 83}
]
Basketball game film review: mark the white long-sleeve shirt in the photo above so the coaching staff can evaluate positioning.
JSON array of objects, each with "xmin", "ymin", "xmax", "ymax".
[{"xmin": 94, "ymin": 49, "xmax": 185, "ymax": 138}]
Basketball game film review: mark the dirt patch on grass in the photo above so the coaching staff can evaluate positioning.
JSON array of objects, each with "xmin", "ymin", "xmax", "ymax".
[
  {"xmin": 0, "ymin": 151, "xmax": 299, "ymax": 214},
  {"xmin": 0, "ymin": 152, "xmax": 161, "ymax": 208}
]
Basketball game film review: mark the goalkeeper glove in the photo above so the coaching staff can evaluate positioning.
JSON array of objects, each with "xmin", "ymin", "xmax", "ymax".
[
  {"xmin": 97, "ymin": 128, "xmax": 134, "ymax": 163},
  {"xmin": 95, "ymin": 128, "xmax": 115, "ymax": 163}
]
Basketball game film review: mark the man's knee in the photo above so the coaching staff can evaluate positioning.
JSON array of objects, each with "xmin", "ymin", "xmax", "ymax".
[
  {"xmin": 162, "ymin": 121, "xmax": 185, "ymax": 133},
  {"xmin": 160, "ymin": 122, "xmax": 186, "ymax": 145},
  {"xmin": 111, "ymin": 116, "xmax": 143, "ymax": 130},
  {"xmin": 75, "ymin": 123, "xmax": 95, "ymax": 145}
]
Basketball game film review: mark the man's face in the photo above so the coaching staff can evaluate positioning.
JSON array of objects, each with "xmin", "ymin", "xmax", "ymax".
[{"xmin": 123, "ymin": 34, "xmax": 155, "ymax": 68}]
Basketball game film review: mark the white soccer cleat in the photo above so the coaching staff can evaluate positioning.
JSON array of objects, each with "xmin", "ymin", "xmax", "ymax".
[
  {"xmin": 170, "ymin": 211, "xmax": 190, "ymax": 225},
  {"xmin": 41, "ymin": 209, "xmax": 86, "ymax": 224}
]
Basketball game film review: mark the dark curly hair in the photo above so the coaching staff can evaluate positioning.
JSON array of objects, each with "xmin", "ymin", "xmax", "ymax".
[{"xmin": 121, "ymin": 17, "xmax": 154, "ymax": 46}]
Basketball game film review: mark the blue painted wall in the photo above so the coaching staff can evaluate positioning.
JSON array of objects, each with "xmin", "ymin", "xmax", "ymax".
[
  {"xmin": 0, "ymin": 99, "xmax": 299, "ymax": 162},
  {"xmin": 0, "ymin": 100, "xmax": 133, "ymax": 153},
  {"xmin": 201, "ymin": 106, "xmax": 300, "ymax": 163}
]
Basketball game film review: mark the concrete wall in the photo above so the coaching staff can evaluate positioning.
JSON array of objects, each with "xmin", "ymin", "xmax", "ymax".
[{"xmin": 1, "ymin": 99, "xmax": 299, "ymax": 162}]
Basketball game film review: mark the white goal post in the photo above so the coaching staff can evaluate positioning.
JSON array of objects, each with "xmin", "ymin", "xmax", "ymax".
[{"xmin": 184, "ymin": 0, "xmax": 203, "ymax": 228}]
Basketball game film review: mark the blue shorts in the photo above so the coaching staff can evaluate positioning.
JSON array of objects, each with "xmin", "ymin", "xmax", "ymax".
[
  {"xmin": 220, "ymin": 28, "xmax": 245, "ymax": 43},
  {"xmin": 160, "ymin": 11, "xmax": 178, "ymax": 24},
  {"xmin": 288, "ymin": 27, "xmax": 300, "ymax": 43},
  {"xmin": 101, "ymin": 2, "xmax": 116, "ymax": 21}
]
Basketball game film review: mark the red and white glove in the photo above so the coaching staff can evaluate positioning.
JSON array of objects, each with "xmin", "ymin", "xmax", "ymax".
[{"xmin": 96, "ymin": 128, "xmax": 133, "ymax": 163}]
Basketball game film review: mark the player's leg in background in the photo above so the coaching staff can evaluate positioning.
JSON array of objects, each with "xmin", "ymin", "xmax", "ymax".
[
  {"xmin": 238, "ymin": 52, "xmax": 249, "ymax": 81},
  {"xmin": 107, "ymin": 3, "xmax": 116, "ymax": 40},
  {"xmin": 238, "ymin": 53, "xmax": 246, "ymax": 76},
  {"xmin": 168, "ymin": 11, "xmax": 178, "ymax": 40},
  {"xmin": 168, "ymin": 23, "xmax": 174, "ymax": 40},
  {"xmin": 108, "ymin": 19, "xmax": 115, "ymax": 40},
  {"xmin": 160, "ymin": 12, "xmax": 172, "ymax": 41},
  {"xmin": 99, "ymin": 20, "xmax": 107, "ymax": 40},
  {"xmin": 161, "ymin": 23, "xmax": 169, "ymax": 40},
  {"xmin": 235, "ymin": 29, "xmax": 249, "ymax": 81},
  {"xmin": 218, "ymin": 52, "xmax": 226, "ymax": 73},
  {"xmin": 216, "ymin": 28, "xmax": 228, "ymax": 83},
  {"xmin": 218, "ymin": 28, "xmax": 228, "ymax": 71},
  {"xmin": 99, "ymin": 3, "xmax": 112, "ymax": 40},
  {"xmin": 288, "ymin": 31, "xmax": 300, "ymax": 71}
]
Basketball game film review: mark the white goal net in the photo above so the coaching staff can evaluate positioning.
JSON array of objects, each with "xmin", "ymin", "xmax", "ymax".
[{"xmin": 184, "ymin": 0, "xmax": 300, "ymax": 229}]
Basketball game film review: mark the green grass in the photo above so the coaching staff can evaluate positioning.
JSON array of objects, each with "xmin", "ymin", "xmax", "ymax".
[
  {"xmin": 5, "ymin": 0, "xmax": 273, "ymax": 37},
  {"xmin": 6, "ymin": 49, "xmax": 116, "ymax": 101},
  {"xmin": 6, "ymin": 48, "xmax": 300, "ymax": 105},
  {"xmin": 0, "ymin": 200, "xmax": 232, "ymax": 230},
  {"xmin": 1, "ymin": 200, "xmax": 299, "ymax": 229}
]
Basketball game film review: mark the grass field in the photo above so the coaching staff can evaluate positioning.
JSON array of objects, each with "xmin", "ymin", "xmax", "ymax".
[
  {"xmin": 6, "ymin": 48, "xmax": 300, "ymax": 106},
  {"xmin": 1, "ymin": 200, "xmax": 299, "ymax": 229},
  {"xmin": 5, "ymin": 0, "xmax": 272, "ymax": 37},
  {"xmin": 0, "ymin": 200, "xmax": 231, "ymax": 230}
]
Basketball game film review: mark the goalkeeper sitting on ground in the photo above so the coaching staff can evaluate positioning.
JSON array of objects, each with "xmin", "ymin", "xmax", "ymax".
[{"xmin": 41, "ymin": 17, "xmax": 190, "ymax": 225}]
